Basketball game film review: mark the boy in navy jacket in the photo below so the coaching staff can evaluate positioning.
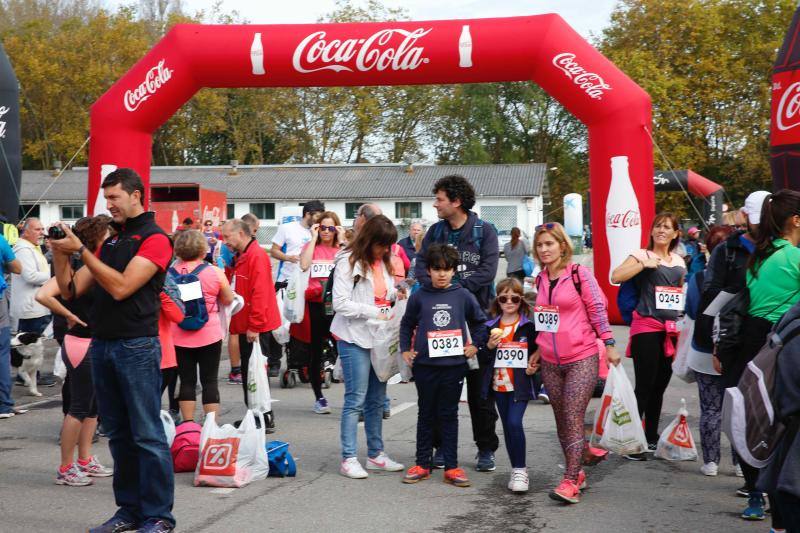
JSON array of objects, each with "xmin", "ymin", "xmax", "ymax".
[{"xmin": 400, "ymin": 244, "xmax": 487, "ymax": 487}]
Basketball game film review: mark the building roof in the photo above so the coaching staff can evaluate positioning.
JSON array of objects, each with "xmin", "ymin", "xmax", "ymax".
[{"xmin": 20, "ymin": 163, "xmax": 546, "ymax": 203}]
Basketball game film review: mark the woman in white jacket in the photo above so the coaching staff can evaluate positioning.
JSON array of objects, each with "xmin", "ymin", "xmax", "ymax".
[{"xmin": 332, "ymin": 215, "xmax": 406, "ymax": 479}]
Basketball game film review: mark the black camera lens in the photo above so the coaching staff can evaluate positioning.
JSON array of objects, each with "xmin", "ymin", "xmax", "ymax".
[{"xmin": 48, "ymin": 226, "xmax": 66, "ymax": 240}]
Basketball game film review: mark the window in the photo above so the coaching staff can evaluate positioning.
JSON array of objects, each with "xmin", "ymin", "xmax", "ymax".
[
  {"xmin": 249, "ymin": 203, "xmax": 275, "ymax": 220},
  {"xmin": 60, "ymin": 205, "xmax": 84, "ymax": 220},
  {"xmin": 345, "ymin": 202, "xmax": 364, "ymax": 220},
  {"xmin": 395, "ymin": 202, "xmax": 421, "ymax": 220},
  {"xmin": 19, "ymin": 204, "xmax": 39, "ymax": 220},
  {"xmin": 227, "ymin": 203, "xmax": 235, "ymax": 219},
  {"xmin": 480, "ymin": 206, "xmax": 517, "ymax": 231}
]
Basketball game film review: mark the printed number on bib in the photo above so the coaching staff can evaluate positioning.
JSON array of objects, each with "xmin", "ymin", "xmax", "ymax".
[
  {"xmin": 655, "ymin": 286, "xmax": 684, "ymax": 311},
  {"xmin": 310, "ymin": 260, "xmax": 334, "ymax": 279},
  {"xmin": 427, "ymin": 329, "xmax": 464, "ymax": 357},
  {"xmin": 534, "ymin": 305, "xmax": 560, "ymax": 332},
  {"xmin": 494, "ymin": 341, "xmax": 528, "ymax": 369}
]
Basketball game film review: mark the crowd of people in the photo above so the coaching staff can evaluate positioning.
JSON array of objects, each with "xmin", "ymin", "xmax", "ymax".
[{"xmin": 0, "ymin": 170, "xmax": 799, "ymax": 533}]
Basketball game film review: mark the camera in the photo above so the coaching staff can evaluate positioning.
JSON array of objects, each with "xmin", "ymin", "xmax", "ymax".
[{"xmin": 47, "ymin": 225, "xmax": 66, "ymax": 240}]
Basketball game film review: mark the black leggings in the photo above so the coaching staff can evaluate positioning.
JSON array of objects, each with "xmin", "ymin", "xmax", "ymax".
[
  {"xmin": 62, "ymin": 340, "xmax": 97, "ymax": 421},
  {"xmin": 630, "ymin": 332, "xmax": 674, "ymax": 444},
  {"xmin": 239, "ymin": 333, "xmax": 272, "ymax": 407},
  {"xmin": 176, "ymin": 340, "xmax": 222, "ymax": 405},
  {"xmin": 308, "ymin": 302, "xmax": 333, "ymax": 401},
  {"xmin": 160, "ymin": 368, "xmax": 179, "ymax": 412}
]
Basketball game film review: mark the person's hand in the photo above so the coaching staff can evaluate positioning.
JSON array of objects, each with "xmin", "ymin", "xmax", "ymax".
[
  {"xmin": 336, "ymin": 226, "xmax": 346, "ymax": 243},
  {"xmin": 402, "ymin": 350, "xmax": 416, "ymax": 365},
  {"xmin": 246, "ymin": 330, "xmax": 259, "ymax": 343},
  {"xmin": 209, "ymin": 237, "xmax": 218, "ymax": 245},
  {"xmin": 464, "ymin": 345, "xmax": 478, "ymax": 358},
  {"xmin": 287, "ymin": 255, "xmax": 300, "ymax": 264},
  {"xmin": 310, "ymin": 223, "xmax": 320, "ymax": 239},
  {"xmin": 712, "ymin": 355, "xmax": 722, "ymax": 374},
  {"xmin": 606, "ymin": 345, "xmax": 621, "ymax": 366},
  {"xmin": 66, "ymin": 313, "xmax": 88, "ymax": 330},
  {"xmin": 396, "ymin": 286, "xmax": 408, "ymax": 300},
  {"xmin": 48, "ymin": 222, "xmax": 82, "ymax": 255},
  {"xmin": 641, "ymin": 256, "xmax": 661, "ymax": 269},
  {"xmin": 487, "ymin": 330, "xmax": 504, "ymax": 350},
  {"xmin": 527, "ymin": 350, "xmax": 541, "ymax": 375}
]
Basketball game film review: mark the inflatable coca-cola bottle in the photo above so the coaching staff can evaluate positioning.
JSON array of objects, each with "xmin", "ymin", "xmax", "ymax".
[
  {"xmin": 0, "ymin": 44, "xmax": 21, "ymax": 224},
  {"xmin": 771, "ymin": 4, "xmax": 800, "ymax": 191}
]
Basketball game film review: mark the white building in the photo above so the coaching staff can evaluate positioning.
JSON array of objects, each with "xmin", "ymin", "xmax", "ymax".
[{"xmin": 19, "ymin": 163, "xmax": 548, "ymax": 242}]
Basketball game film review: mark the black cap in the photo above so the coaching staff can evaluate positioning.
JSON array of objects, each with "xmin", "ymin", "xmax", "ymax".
[{"xmin": 303, "ymin": 200, "xmax": 325, "ymax": 217}]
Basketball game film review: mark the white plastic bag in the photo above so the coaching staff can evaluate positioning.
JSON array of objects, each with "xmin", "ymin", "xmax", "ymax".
[
  {"xmin": 595, "ymin": 365, "xmax": 648, "ymax": 455},
  {"xmin": 673, "ymin": 317, "xmax": 697, "ymax": 383},
  {"xmin": 272, "ymin": 288, "xmax": 291, "ymax": 345},
  {"xmin": 246, "ymin": 341, "xmax": 272, "ymax": 414},
  {"xmin": 284, "ymin": 268, "xmax": 309, "ymax": 323},
  {"xmin": 219, "ymin": 292, "xmax": 245, "ymax": 339},
  {"xmin": 194, "ymin": 410, "xmax": 271, "ymax": 488},
  {"xmin": 368, "ymin": 299, "xmax": 407, "ymax": 382},
  {"xmin": 53, "ymin": 347, "xmax": 67, "ymax": 380},
  {"xmin": 333, "ymin": 357, "xmax": 343, "ymax": 382},
  {"xmin": 655, "ymin": 399, "xmax": 698, "ymax": 461},
  {"xmin": 160, "ymin": 410, "xmax": 176, "ymax": 447}
]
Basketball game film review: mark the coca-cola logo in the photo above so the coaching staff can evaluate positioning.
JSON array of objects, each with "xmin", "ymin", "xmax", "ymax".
[
  {"xmin": 552, "ymin": 53, "xmax": 612, "ymax": 100},
  {"xmin": 606, "ymin": 210, "xmax": 641, "ymax": 229},
  {"xmin": 0, "ymin": 105, "xmax": 8, "ymax": 139},
  {"xmin": 123, "ymin": 59, "xmax": 173, "ymax": 112},
  {"xmin": 292, "ymin": 28, "xmax": 431, "ymax": 74},
  {"xmin": 777, "ymin": 81, "xmax": 800, "ymax": 131}
]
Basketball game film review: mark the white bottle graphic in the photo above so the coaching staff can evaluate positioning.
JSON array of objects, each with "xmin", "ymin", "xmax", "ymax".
[
  {"xmin": 605, "ymin": 156, "xmax": 642, "ymax": 285},
  {"xmin": 171, "ymin": 210, "xmax": 179, "ymax": 234},
  {"xmin": 251, "ymin": 33, "xmax": 265, "ymax": 76},
  {"xmin": 458, "ymin": 25, "xmax": 473, "ymax": 68}
]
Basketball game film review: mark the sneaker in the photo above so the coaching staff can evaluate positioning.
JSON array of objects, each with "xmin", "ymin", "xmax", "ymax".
[
  {"xmin": 645, "ymin": 442, "xmax": 657, "ymax": 453},
  {"xmin": 263, "ymin": 411, "xmax": 276, "ymax": 434},
  {"xmin": 383, "ymin": 410, "xmax": 391, "ymax": 419},
  {"xmin": 550, "ymin": 478, "xmax": 581, "ymax": 504},
  {"xmin": 228, "ymin": 372, "xmax": 242, "ymax": 385},
  {"xmin": 367, "ymin": 452, "xmax": 404, "ymax": 472},
  {"xmin": 508, "ymin": 468, "xmax": 529, "ymax": 493},
  {"xmin": 624, "ymin": 452, "xmax": 647, "ymax": 461},
  {"xmin": 582, "ymin": 446, "xmax": 609, "ymax": 466},
  {"xmin": 313, "ymin": 398, "xmax": 331, "ymax": 414},
  {"xmin": 137, "ymin": 519, "xmax": 175, "ymax": 533},
  {"xmin": 475, "ymin": 450, "xmax": 496, "ymax": 472},
  {"xmin": 38, "ymin": 373, "xmax": 57, "ymax": 387},
  {"xmin": 577, "ymin": 469, "xmax": 587, "ymax": 490},
  {"xmin": 88, "ymin": 516, "xmax": 138, "ymax": 533},
  {"xmin": 0, "ymin": 412, "xmax": 13, "ymax": 419},
  {"xmin": 538, "ymin": 390, "xmax": 550, "ymax": 404},
  {"xmin": 78, "ymin": 456, "xmax": 113, "ymax": 477},
  {"xmin": 741, "ymin": 493, "xmax": 766, "ymax": 520},
  {"xmin": 432, "ymin": 448, "xmax": 445, "ymax": 469},
  {"xmin": 340, "ymin": 457, "xmax": 368, "ymax": 479},
  {"xmin": 444, "ymin": 467, "xmax": 471, "ymax": 487},
  {"xmin": 402, "ymin": 465, "xmax": 431, "ymax": 484},
  {"xmin": 55, "ymin": 464, "xmax": 92, "ymax": 486},
  {"xmin": 736, "ymin": 485, "xmax": 750, "ymax": 497},
  {"xmin": 734, "ymin": 464, "xmax": 744, "ymax": 478},
  {"xmin": 700, "ymin": 462, "xmax": 719, "ymax": 477}
]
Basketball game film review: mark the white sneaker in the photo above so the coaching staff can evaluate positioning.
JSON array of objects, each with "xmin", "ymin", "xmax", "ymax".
[
  {"xmin": 734, "ymin": 464, "xmax": 744, "ymax": 477},
  {"xmin": 700, "ymin": 462, "xmax": 718, "ymax": 476},
  {"xmin": 340, "ymin": 457, "xmax": 368, "ymax": 479},
  {"xmin": 508, "ymin": 468, "xmax": 529, "ymax": 493},
  {"xmin": 366, "ymin": 452, "xmax": 404, "ymax": 472}
]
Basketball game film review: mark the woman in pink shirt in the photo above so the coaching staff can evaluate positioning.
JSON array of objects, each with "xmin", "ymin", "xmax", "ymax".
[
  {"xmin": 300, "ymin": 211, "xmax": 344, "ymax": 415},
  {"xmin": 528, "ymin": 222, "xmax": 619, "ymax": 504},
  {"xmin": 169, "ymin": 230, "xmax": 234, "ymax": 423}
]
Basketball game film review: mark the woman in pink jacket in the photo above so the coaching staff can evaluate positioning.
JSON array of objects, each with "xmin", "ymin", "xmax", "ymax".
[{"xmin": 528, "ymin": 222, "xmax": 619, "ymax": 504}]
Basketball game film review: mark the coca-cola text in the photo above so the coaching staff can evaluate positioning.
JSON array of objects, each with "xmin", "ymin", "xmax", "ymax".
[
  {"xmin": 124, "ymin": 59, "xmax": 173, "ymax": 112},
  {"xmin": 0, "ymin": 105, "xmax": 8, "ymax": 138},
  {"xmin": 292, "ymin": 28, "xmax": 431, "ymax": 74},
  {"xmin": 606, "ymin": 210, "xmax": 641, "ymax": 229},
  {"xmin": 776, "ymin": 81, "xmax": 800, "ymax": 131},
  {"xmin": 552, "ymin": 52, "xmax": 612, "ymax": 100}
]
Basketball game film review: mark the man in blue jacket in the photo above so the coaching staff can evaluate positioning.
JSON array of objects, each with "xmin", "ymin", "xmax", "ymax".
[{"xmin": 415, "ymin": 174, "xmax": 500, "ymax": 472}]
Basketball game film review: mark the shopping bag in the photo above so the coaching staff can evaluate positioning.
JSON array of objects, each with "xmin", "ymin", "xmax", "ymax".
[
  {"xmin": 596, "ymin": 365, "xmax": 648, "ymax": 455},
  {"xmin": 272, "ymin": 288, "xmax": 291, "ymax": 345},
  {"xmin": 160, "ymin": 410, "xmax": 176, "ymax": 447},
  {"xmin": 673, "ymin": 317, "xmax": 697, "ymax": 383},
  {"xmin": 194, "ymin": 410, "xmax": 271, "ymax": 488},
  {"xmin": 284, "ymin": 268, "xmax": 310, "ymax": 323},
  {"xmin": 219, "ymin": 292, "xmax": 245, "ymax": 339},
  {"xmin": 655, "ymin": 399, "xmax": 698, "ymax": 461},
  {"xmin": 53, "ymin": 347, "xmax": 67, "ymax": 380},
  {"xmin": 368, "ymin": 299, "xmax": 407, "ymax": 382},
  {"xmin": 247, "ymin": 341, "xmax": 272, "ymax": 414}
]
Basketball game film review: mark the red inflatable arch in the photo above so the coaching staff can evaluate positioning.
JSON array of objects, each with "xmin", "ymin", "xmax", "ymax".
[{"xmin": 88, "ymin": 15, "xmax": 654, "ymax": 321}]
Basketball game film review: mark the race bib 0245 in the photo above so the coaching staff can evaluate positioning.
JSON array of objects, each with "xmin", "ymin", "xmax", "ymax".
[{"xmin": 655, "ymin": 286, "xmax": 684, "ymax": 311}]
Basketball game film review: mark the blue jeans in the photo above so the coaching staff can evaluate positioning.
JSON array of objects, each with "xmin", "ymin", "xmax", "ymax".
[
  {"xmin": 0, "ymin": 326, "xmax": 13, "ymax": 414},
  {"xmin": 494, "ymin": 391, "xmax": 528, "ymax": 468},
  {"xmin": 90, "ymin": 337, "xmax": 175, "ymax": 527},
  {"xmin": 17, "ymin": 314, "xmax": 51, "ymax": 335},
  {"xmin": 338, "ymin": 341, "xmax": 386, "ymax": 459}
]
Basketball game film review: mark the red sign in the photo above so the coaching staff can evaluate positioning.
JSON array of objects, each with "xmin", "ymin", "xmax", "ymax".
[{"xmin": 199, "ymin": 437, "xmax": 240, "ymax": 476}]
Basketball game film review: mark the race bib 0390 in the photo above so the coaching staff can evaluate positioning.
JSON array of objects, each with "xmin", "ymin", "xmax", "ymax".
[
  {"xmin": 427, "ymin": 329, "xmax": 464, "ymax": 358},
  {"xmin": 494, "ymin": 341, "xmax": 528, "ymax": 369}
]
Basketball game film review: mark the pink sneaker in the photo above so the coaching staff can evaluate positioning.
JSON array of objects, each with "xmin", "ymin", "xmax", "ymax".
[
  {"xmin": 549, "ymin": 478, "xmax": 581, "ymax": 504},
  {"xmin": 577, "ymin": 469, "xmax": 587, "ymax": 490},
  {"xmin": 77, "ymin": 456, "xmax": 113, "ymax": 477}
]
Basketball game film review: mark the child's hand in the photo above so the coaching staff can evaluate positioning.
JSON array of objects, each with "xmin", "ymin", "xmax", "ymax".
[
  {"xmin": 464, "ymin": 345, "xmax": 478, "ymax": 358},
  {"xmin": 402, "ymin": 351, "xmax": 417, "ymax": 365},
  {"xmin": 487, "ymin": 330, "xmax": 504, "ymax": 350},
  {"xmin": 526, "ymin": 350, "xmax": 540, "ymax": 375}
]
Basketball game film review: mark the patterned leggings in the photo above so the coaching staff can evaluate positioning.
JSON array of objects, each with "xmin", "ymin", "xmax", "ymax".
[
  {"xmin": 695, "ymin": 372, "xmax": 725, "ymax": 464},
  {"xmin": 541, "ymin": 357, "xmax": 598, "ymax": 481}
]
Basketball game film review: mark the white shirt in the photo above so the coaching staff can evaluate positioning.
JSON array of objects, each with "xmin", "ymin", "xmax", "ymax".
[
  {"xmin": 10, "ymin": 238, "xmax": 50, "ymax": 320},
  {"xmin": 272, "ymin": 221, "xmax": 312, "ymax": 282}
]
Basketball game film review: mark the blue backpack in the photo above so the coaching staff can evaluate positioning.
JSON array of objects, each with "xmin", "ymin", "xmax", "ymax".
[
  {"xmin": 266, "ymin": 440, "xmax": 297, "ymax": 477},
  {"xmin": 617, "ymin": 278, "xmax": 639, "ymax": 325},
  {"xmin": 167, "ymin": 263, "xmax": 210, "ymax": 331}
]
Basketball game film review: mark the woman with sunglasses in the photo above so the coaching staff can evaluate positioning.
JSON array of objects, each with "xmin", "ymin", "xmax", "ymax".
[
  {"xmin": 528, "ymin": 222, "xmax": 618, "ymax": 504},
  {"xmin": 300, "ymin": 211, "xmax": 346, "ymax": 415},
  {"xmin": 478, "ymin": 277, "xmax": 536, "ymax": 493}
]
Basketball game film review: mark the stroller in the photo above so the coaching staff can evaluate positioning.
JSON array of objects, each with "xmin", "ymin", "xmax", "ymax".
[{"xmin": 280, "ymin": 333, "xmax": 338, "ymax": 389}]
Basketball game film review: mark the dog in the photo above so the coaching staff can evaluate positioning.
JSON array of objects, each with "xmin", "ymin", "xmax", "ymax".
[{"xmin": 10, "ymin": 332, "xmax": 45, "ymax": 397}]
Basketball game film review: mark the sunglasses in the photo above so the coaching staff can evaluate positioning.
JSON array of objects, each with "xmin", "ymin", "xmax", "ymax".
[
  {"xmin": 498, "ymin": 295, "xmax": 522, "ymax": 304},
  {"xmin": 536, "ymin": 223, "xmax": 556, "ymax": 231},
  {"xmin": 319, "ymin": 225, "xmax": 336, "ymax": 232},
  {"xmin": 204, "ymin": 223, "xmax": 213, "ymax": 227}
]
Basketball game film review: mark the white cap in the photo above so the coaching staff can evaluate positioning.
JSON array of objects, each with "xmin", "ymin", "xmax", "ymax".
[{"xmin": 742, "ymin": 190, "xmax": 771, "ymax": 225}]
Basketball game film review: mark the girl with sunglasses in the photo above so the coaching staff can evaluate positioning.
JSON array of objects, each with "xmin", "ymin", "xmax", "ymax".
[
  {"xmin": 529, "ymin": 222, "xmax": 618, "ymax": 504},
  {"xmin": 478, "ymin": 277, "xmax": 536, "ymax": 493},
  {"xmin": 300, "ymin": 211, "xmax": 346, "ymax": 414}
]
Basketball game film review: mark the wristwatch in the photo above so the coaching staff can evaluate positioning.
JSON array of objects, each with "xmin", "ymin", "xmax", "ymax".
[
  {"xmin": 604, "ymin": 339, "xmax": 616, "ymax": 346},
  {"xmin": 78, "ymin": 245, "xmax": 86, "ymax": 256}
]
